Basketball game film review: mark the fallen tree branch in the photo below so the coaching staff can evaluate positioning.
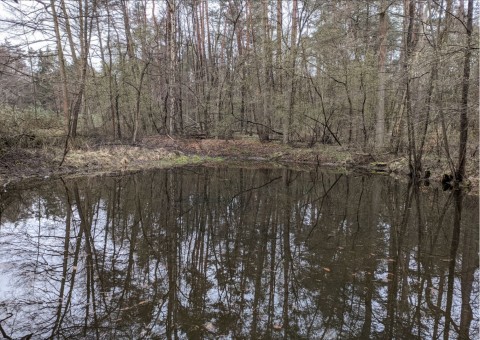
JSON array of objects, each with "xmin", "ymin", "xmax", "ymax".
[
  {"xmin": 304, "ymin": 114, "xmax": 342, "ymax": 146},
  {"xmin": 229, "ymin": 112, "xmax": 284, "ymax": 136}
]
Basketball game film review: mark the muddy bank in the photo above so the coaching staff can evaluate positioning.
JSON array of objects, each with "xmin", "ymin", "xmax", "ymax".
[{"xmin": 0, "ymin": 135, "xmax": 477, "ymax": 194}]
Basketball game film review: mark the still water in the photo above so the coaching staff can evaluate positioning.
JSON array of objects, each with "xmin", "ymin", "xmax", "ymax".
[{"xmin": 0, "ymin": 165, "xmax": 478, "ymax": 339}]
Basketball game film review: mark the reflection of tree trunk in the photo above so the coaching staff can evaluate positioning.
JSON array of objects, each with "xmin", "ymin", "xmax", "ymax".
[
  {"xmin": 165, "ymin": 172, "xmax": 178, "ymax": 339},
  {"xmin": 117, "ymin": 179, "xmax": 140, "ymax": 317},
  {"xmin": 444, "ymin": 189, "xmax": 462, "ymax": 340},
  {"xmin": 399, "ymin": 249, "xmax": 410, "ymax": 319},
  {"xmin": 459, "ymin": 194, "xmax": 476, "ymax": 338},
  {"xmin": 251, "ymin": 189, "xmax": 268, "ymax": 337},
  {"xmin": 267, "ymin": 205, "xmax": 278, "ymax": 337},
  {"xmin": 56, "ymin": 183, "xmax": 88, "ymax": 332},
  {"xmin": 411, "ymin": 186, "xmax": 425, "ymax": 336},
  {"xmin": 189, "ymin": 171, "xmax": 209, "ymax": 326},
  {"xmin": 72, "ymin": 183, "xmax": 97, "ymax": 336},
  {"xmin": 235, "ymin": 169, "xmax": 249, "ymax": 334},
  {"xmin": 360, "ymin": 260, "xmax": 373, "ymax": 338},
  {"xmin": 432, "ymin": 271, "xmax": 446, "ymax": 339},
  {"xmin": 51, "ymin": 184, "xmax": 73, "ymax": 338},
  {"xmin": 385, "ymin": 182, "xmax": 413, "ymax": 338},
  {"xmin": 282, "ymin": 170, "xmax": 292, "ymax": 337},
  {"xmin": 361, "ymin": 177, "xmax": 380, "ymax": 337},
  {"xmin": 439, "ymin": 187, "xmax": 476, "ymax": 340},
  {"xmin": 423, "ymin": 190, "xmax": 454, "ymax": 338},
  {"xmin": 385, "ymin": 229, "xmax": 398, "ymax": 336}
]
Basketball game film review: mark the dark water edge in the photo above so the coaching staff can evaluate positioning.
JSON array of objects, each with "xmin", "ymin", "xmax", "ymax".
[{"xmin": 0, "ymin": 165, "xmax": 478, "ymax": 339}]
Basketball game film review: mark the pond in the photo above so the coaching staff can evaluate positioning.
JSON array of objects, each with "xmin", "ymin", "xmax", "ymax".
[{"xmin": 0, "ymin": 165, "xmax": 478, "ymax": 339}]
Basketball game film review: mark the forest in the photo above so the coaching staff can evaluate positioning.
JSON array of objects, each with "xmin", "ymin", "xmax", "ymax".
[
  {"xmin": 0, "ymin": 2, "xmax": 479, "ymax": 338},
  {"xmin": 0, "ymin": 0, "xmax": 478, "ymax": 183}
]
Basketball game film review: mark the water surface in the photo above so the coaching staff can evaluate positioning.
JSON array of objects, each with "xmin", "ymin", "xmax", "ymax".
[{"xmin": 0, "ymin": 166, "xmax": 478, "ymax": 339}]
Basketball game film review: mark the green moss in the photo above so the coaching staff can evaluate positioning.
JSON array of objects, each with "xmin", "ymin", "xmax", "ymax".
[{"xmin": 169, "ymin": 154, "xmax": 224, "ymax": 166}]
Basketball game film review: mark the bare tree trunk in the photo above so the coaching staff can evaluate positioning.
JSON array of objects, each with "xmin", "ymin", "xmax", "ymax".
[
  {"xmin": 102, "ymin": 4, "xmax": 118, "ymax": 140},
  {"xmin": 50, "ymin": 0, "xmax": 70, "ymax": 132},
  {"xmin": 95, "ymin": 5, "xmax": 112, "ymax": 138},
  {"xmin": 132, "ymin": 62, "xmax": 149, "ymax": 143},
  {"xmin": 284, "ymin": 0, "xmax": 298, "ymax": 144},
  {"xmin": 231, "ymin": 0, "xmax": 246, "ymax": 133},
  {"xmin": 375, "ymin": 0, "xmax": 388, "ymax": 149},
  {"xmin": 434, "ymin": 0, "xmax": 455, "ymax": 173},
  {"xmin": 276, "ymin": 0, "xmax": 284, "ymax": 141},
  {"xmin": 455, "ymin": 0, "xmax": 473, "ymax": 182},
  {"xmin": 70, "ymin": 0, "xmax": 93, "ymax": 140},
  {"xmin": 167, "ymin": 0, "xmax": 177, "ymax": 134},
  {"xmin": 120, "ymin": 0, "xmax": 135, "ymax": 61},
  {"xmin": 404, "ymin": 0, "xmax": 421, "ymax": 178},
  {"xmin": 259, "ymin": 0, "xmax": 272, "ymax": 142},
  {"xmin": 60, "ymin": 0, "xmax": 78, "ymax": 64}
]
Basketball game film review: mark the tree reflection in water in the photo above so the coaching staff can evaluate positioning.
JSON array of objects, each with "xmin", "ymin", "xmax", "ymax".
[{"xmin": 0, "ymin": 166, "xmax": 478, "ymax": 339}]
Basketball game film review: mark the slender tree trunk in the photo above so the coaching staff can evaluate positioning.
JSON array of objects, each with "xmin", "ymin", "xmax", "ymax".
[
  {"xmin": 444, "ymin": 189, "xmax": 463, "ymax": 339},
  {"xmin": 459, "ymin": 191, "xmax": 475, "ymax": 338},
  {"xmin": 105, "ymin": 9, "xmax": 118, "ymax": 139},
  {"xmin": 434, "ymin": 0, "xmax": 455, "ymax": 173},
  {"xmin": 167, "ymin": 0, "xmax": 177, "ymax": 134},
  {"xmin": 50, "ymin": 0, "xmax": 70, "ymax": 135},
  {"xmin": 132, "ymin": 62, "xmax": 149, "ymax": 143},
  {"xmin": 276, "ymin": 0, "xmax": 284, "ymax": 141},
  {"xmin": 404, "ymin": 0, "xmax": 421, "ymax": 178},
  {"xmin": 232, "ymin": 0, "xmax": 246, "ymax": 133},
  {"xmin": 120, "ymin": 0, "xmax": 135, "ymax": 61},
  {"xmin": 76, "ymin": 0, "xmax": 95, "ymax": 139},
  {"xmin": 375, "ymin": 0, "xmax": 388, "ymax": 149},
  {"xmin": 455, "ymin": 0, "xmax": 473, "ymax": 182},
  {"xmin": 284, "ymin": 0, "xmax": 298, "ymax": 144},
  {"xmin": 259, "ymin": 0, "xmax": 272, "ymax": 142},
  {"xmin": 60, "ymin": 0, "xmax": 78, "ymax": 64}
]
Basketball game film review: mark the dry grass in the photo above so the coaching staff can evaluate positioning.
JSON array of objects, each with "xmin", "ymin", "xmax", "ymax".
[
  {"xmin": 63, "ymin": 146, "xmax": 176, "ymax": 170},
  {"xmin": 0, "ymin": 134, "xmax": 477, "ymax": 195}
]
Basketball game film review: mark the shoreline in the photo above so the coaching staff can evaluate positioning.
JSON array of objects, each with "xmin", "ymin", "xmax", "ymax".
[{"xmin": 0, "ymin": 136, "xmax": 477, "ymax": 195}]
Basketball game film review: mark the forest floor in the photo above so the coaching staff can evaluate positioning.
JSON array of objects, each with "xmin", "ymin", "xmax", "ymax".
[{"xmin": 0, "ymin": 135, "xmax": 478, "ymax": 194}]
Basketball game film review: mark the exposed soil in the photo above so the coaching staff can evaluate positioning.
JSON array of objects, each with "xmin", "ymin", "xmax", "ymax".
[{"xmin": 0, "ymin": 135, "xmax": 477, "ymax": 194}]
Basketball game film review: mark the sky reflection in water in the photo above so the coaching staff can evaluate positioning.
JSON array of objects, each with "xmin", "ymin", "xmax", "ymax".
[{"xmin": 0, "ymin": 166, "xmax": 478, "ymax": 339}]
